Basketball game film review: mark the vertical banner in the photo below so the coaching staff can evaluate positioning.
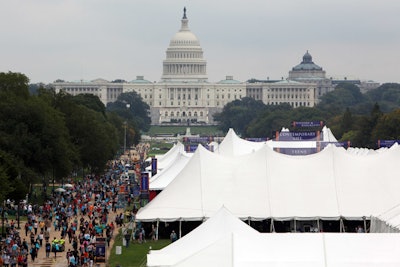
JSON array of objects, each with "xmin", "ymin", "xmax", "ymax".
[
  {"xmin": 140, "ymin": 172, "xmax": 150, "ymax": 206},
  {"xmin": 140, "ymin": 172, "xmax": 149, "ymax": 192},
  {"xmin": 151, "ymin": 157, "xmax": 157, "ymax": 176},
  {"xmin": 95, "ymin": 237, "xmax": 106, "ymax": 262}
]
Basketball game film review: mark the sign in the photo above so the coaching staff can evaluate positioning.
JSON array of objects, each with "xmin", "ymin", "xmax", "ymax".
[
  {"xmin": 116, "ymin": 246, "xmax": 122, "ymax": 255},
  {"xmin": 95, "ymin": 237, "xmax": 106, "ymax": 262},
  {"xmin": 184, "ymin": 137, "xmax": 213, "ymax": 143},
  {"xmin": 151, "ymin": 158, "xmax": 157, "ymax": 176},
  {"xmin": 186, "ymin": 144, "xmax": 198, "ymax": 152},
  {"xmin": 292, "ymin": 121, "xmax": 324, "ymax": 128},
  {"xmin": 277, "ymin": 131, "xmax": 320, "ymax": 141},
  {"xmin": 276, "ymin": 147, "xmax": 317, "ymax": 155},
  {"xmin": 377, "ymin": 140, "xmax": 399, "ymax": 148},
  {"xmin": 140, "ymin": 172, "xmax": 149, "ymax": 192}
]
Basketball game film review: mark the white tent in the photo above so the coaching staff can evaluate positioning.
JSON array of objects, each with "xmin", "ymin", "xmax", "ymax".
[
  {"xmin": 147, "ymin": 207, "xmax": 259, "ymax": 266},
  {"xmin": 370, "ymin": 203, "xmax": 400, "ymax": 233},
  {"xmin": 215, "ymin": 128, "xmax": 265, "ymax": 156},
  {"xmin": 172, "ymin": 233, "xmax": 400, "ymax": 267},
  {"xmin": 146, "ymin": 142, "xmax": 186, "ymax": 172},
  {"xmin": 149, "ymin": 207, "xmax": 400, "ymax": 267},
  {"xmin": 149, "ymin": 152, "xmax": 192, "ymax": 190},
  {"xmin": 137, "ymin": 142, "xmax": 400, "ymax": 222}
]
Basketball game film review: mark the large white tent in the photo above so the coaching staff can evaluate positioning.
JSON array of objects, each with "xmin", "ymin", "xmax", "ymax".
[
  {"xmin": 214, "ymin": 128, "xmax": 265, "ymax": 156},
  {"xmin": 147, "ymin": 207, "xmax": 259, "ymax": 266},
  {"xmin": 148, "ymin": 207, "xmax": 400, "ymax": 267},
  {"xmin": 146, "ymin": 142, "xmax": 187, "ymax": 172},
  {"xmin": 149, "ymin": 151, "xmax": 192, "ymax": 191},
  {"xmin": 137, "ymin": 142, "xmax": 400, "ymax": 222},
  {"xmin": 370, "ymin": 203, "xmax": 400, "ymax": 233}
]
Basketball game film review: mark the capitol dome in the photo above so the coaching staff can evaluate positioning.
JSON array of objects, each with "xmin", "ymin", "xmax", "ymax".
[
  {"xmin": 292, "ymin": 51, "xmax": 322, "ymax": 71},
  {"xmin": 161, "ymin": 7, "xmax": 207, "ymax": 82}
]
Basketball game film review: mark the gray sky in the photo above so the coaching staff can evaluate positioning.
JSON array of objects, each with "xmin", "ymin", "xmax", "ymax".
[{"xmin": 1, "ymin": 0, "xmax": 399, "ymax": 84}]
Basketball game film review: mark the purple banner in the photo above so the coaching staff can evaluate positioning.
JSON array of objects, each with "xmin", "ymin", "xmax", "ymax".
[
  {"xmin": 277, "ymin": 131, "xmax": 319, "ymax": 141},
  {"xmin": 292, "ymin": 121, "xmax": 324, "ymax": 128},
  {"xmin": 140, "ymin": 172, "xmax": 149, "ymax": 192},
  {"xmin": 186, "ymin": 144, "xmax": 198, "ymax": 152},
  {"xmin": 95, "ymin": 237, "xmax": 106, "ymax": 262},
  {"xmin": 377, "ymin": 140, "xmax": 400, "ymax": 148},
  {"xmin": 183, "ymin": 137, "xmax": 213, "ymax": 143},
  {"xmin": 151, "ymin": 157, "xmax": 157, "ymax": 176},
  {"xmin": 276, "ymin": 147, "xmax": 317, "ymax": 155}
]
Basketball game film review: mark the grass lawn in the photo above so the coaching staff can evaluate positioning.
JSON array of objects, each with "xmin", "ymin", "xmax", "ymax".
[{"xmin": 108, "ymin": 230, "xmax": 171, "ymax": 267}]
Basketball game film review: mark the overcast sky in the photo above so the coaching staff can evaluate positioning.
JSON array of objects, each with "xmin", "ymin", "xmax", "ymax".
[{"xmin": 1, "ymin": 0, "xmax": 399, "ymax": 84}]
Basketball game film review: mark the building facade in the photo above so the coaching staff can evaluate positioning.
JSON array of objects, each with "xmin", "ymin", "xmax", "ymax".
[{"xmin": 53, "ymin": 8, "xmax": 378, "ymax": 125}]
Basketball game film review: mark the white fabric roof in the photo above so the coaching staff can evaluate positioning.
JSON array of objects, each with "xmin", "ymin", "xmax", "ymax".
[
  {"xmin": 146, "ymin": 142, "xmax": 186, "ymax": 172},
  {"xmin": 149, "ymin": 152, "xmax": 192, "ymax": 190},
  {"xmin": 147, "ymin": 207, "xmax": 259, "ymax": 267},
  {"xmin": 370, "ymin": 203, "xmax": 400, "ymax": 233},
  {"xmin": 149, "ymin": 207, "xmax": 400, "ymax": 267},
  {"xmin": 137, "ymin": 142, "xmax": 400, "ymax": 222},
  {"xmin": 215, "ymin": 128, "xmax": 265, "ymax": 156},
  {"xmin": 172, "ymin": 233, "xmax": 400, "ymax": 267}
]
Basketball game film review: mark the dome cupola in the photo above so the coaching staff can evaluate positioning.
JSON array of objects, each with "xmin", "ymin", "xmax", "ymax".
[{"xmin": 161, "ymin": 7, "xmax": 208, "ymax": 82}]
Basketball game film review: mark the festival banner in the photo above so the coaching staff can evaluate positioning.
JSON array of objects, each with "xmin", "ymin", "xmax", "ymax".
[
  {"xmin": 277, "ymin": 131, "xmax": 320, "ymax": 141},
  {"xmin": 151, "ymin": 157, "xmax": 157, "ymax": 176},
  {"xmin": 377, "ymin": 140, "xmax": 400, "ymax": 148},
  {"xmin": 277, "ymin": 147, "xmax": 317, "ymax": 155},
  {"xmin": 292, "ymin": 121, "xmax": 324, "ymax": 128},
  {"xmin": 95, "ymin": 237, "xmax": 106, "ymax": 262},
  {"xmin": 140, "ymin": 172, "xmax": 149, "ymax": 192}
]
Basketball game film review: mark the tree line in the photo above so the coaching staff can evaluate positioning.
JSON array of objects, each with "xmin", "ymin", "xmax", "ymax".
[
  {"xmin": 0, "ymin": 72, "xmax": 150, "ymax": 203},
  {"xmin": 214, "ymin": 82, "xmax": 400, "ymax": 148}
]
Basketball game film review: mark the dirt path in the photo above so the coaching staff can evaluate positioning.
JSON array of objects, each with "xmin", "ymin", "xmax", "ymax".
[{"xmin": 25, "ymin": 211, "xmax": 121, "ymax": 267}]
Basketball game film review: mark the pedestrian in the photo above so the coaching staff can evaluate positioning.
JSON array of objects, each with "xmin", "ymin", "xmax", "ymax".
[
  {"xmin": 170, "ymin": 230, "xmax": 177, "ymax": 243},
  {"xmin": 45, "ymin": 241, "xmax": 51, "ymax": 258}
]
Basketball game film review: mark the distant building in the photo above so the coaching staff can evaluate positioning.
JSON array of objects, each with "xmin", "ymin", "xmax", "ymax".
[{"xmin": 53, "ymin": 8, "xmax": 379, "ymax": 125}]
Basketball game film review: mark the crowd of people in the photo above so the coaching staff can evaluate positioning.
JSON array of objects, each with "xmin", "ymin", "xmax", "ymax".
[{"xmin": 0, "ymin": 165, "xmax": 135, "ymax": 267}]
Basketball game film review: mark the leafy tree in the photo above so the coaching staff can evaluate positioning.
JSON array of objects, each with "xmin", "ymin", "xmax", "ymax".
[
  {"xmin": 107, "ymin": 91, "xmax": 151, "ymax": 145},
  {"xmin": 371, "ymin": 109, "xmax": 400, "ymax": 141},
  {"xmin": 213, "ymin": 97, "xmax": 266, "ymax": 135}
]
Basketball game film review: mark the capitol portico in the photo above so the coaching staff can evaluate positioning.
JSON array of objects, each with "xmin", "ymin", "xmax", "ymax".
[{"xmin": 53, "ymin": 8, "xmax": 377, "ymax": 125}]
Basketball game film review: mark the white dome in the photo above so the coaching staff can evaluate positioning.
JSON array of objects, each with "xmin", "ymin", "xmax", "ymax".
[
  {"xmin": 161, "ymin": 8, "xmax": 208, "ymax": 82},
  {"xmin": 170, "ymin": 31, "xmax": 200, "ymax": 46}
]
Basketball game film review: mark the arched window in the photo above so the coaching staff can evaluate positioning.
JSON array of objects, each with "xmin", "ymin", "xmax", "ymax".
[
  {"xmin": 200, "ymin": 111, "xmax": 203, "ymax": 116},
  {"xmin": 165, "ymin": 111, "xmax": 168, "ymax": 117}
]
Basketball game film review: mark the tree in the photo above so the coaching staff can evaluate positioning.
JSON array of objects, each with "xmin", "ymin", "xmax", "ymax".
[
  {"xmin": 107, "ymin": 91, "xmax": 151, "ymax": 145},
  {"xmin": 213, "ymin": 97, "xmax": 266, "ymax": 135}
]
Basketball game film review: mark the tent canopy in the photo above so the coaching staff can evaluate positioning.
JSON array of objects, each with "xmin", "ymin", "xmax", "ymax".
[{"xmin": 137, "ymin": 141, "xmax": 400, "ymax": 222}]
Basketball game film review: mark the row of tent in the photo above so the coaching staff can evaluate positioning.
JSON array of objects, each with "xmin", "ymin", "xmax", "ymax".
[
  {"xmin": 138, "ymin": 128, "xmax": 400, "ymax": 222},
  {"xmin": 142, "ymin": 128, "xmax": 400, "ymax": 266},
  {"xmin": 147, "ymin": 207, "xmax": 400, "ymax": 267}
]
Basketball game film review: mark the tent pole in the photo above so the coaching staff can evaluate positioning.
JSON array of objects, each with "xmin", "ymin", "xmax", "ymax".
[
  {"xmin": 363, "ymin": 216, "xmax": 367, "ymax": 233},
  {"xmin": 270, "ymin": 218, "xmax": 275, "ymax": 233},
  {"xmin": 248, "ymin": 217, "xmax": 250, "ymax": 226},
  {"xmin": 156, "ymin": 220, "xmax": 159, "ymax": 241},
  {"xmin": 340, "ymin": 217, "xmax": 345, "ymax": 233},
  {"xmin": 317, "ymin": 219, "xmax": 320, "ymax": 232},
  {"xmin": 179, "ymin": 220, "xmax": 182, "ymax": 239}
]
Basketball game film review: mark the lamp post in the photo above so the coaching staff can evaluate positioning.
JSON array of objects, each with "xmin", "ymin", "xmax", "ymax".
[{"xmin": 123, "ymin": 103, "xmax": 131, "ymax": 155}]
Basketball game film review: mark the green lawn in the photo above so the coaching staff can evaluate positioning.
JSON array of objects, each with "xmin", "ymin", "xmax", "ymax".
[{"xmin": 108, "ymin": 230, "xmax": 171, "ymax": 267}]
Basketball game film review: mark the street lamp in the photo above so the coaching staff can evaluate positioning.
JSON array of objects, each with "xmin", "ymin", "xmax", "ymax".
[{"xmin": 123, "ymin": 104, "xmax": 131, "ymax": 155}]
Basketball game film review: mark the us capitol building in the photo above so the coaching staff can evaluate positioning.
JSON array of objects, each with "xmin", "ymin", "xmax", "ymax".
[{"xmin": 53, "ymin": 8, "xmax": 378, "ymax": 125}]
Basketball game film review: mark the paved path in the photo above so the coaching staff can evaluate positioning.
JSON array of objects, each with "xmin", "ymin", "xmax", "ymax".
[{"xmin": 24, "ymin": 211, "xmax": 121, "ymax": 267}]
